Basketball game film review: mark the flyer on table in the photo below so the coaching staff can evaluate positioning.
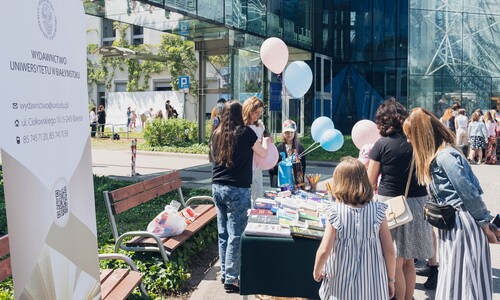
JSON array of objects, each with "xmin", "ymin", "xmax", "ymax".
[{"xmin": 0, "ymin": 1, "xmax": 100, "ymax": 298}]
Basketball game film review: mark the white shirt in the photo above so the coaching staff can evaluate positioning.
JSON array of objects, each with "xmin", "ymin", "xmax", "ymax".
[
  {"xmin": 89, "ymin": 111, "xmax": 97, "ymax": 124},
  {"xmin": 455, "ymin": 115, "xmax": 468, "ymax": 129},
  {"xmin": 485, "ymin": 121, "xmax": 498, "ymax": 137}
]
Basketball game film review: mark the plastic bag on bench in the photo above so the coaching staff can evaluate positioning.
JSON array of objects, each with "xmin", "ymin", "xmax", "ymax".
[{"xmin": 147, "ymin": 202, "xmax": 186, "ymax": 238}]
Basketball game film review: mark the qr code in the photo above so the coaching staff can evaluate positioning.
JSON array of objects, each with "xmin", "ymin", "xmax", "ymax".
[{"xmin": 55, "ymin": 186, "xmax": 68, "ymax": 219}]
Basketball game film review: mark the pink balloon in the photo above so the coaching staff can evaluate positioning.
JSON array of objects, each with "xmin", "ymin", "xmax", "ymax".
[
  {"xmin": 351, "ymin": 120, "xmax": 381, "ymax": 150},
  {"xmin": 255, "ymin": 143, "xmax": 279, "ymax": 170},
  {"xmin": 260, "ymin": 37, "xmax": 289, "ymax": 74}
]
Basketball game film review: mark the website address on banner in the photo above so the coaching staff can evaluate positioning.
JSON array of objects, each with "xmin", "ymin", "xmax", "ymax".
[
  {"xmin": 19, "ymin": 102, "xmax": 69, "ymax": 111},
  {"xmin": 21, "ymin": 130, "xmax": 69, "ymax": 144}
]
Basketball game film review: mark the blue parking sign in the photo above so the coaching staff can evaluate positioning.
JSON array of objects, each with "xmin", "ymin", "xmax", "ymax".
[
  {"xmin": 178, "ymin": 76, "xmax": 190, "ymax": 89},
  {"xmin": 179, "ymin": 21, "xmax": 190, "ymax": 36}
]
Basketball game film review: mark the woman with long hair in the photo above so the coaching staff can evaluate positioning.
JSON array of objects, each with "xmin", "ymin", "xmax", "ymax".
[
  {"xmin": 211, "ymin": 100, "xmax": 269, "ymax": 293},
  {"xmin": 440, "ymin": 108, "xmax": 455, "ymax": 133},
  {"xmin": 483, "ymin": 111, "xmax": 498, "ymax": 164},
  {"xmin": 367, "ymin": 100, "xmax": 434, "ymax": 300},
  {"xmin": 268, "ymin": 119, "xmax": 306, "ymax": 187},
  {"xmin": 242, "ymin": 96, "xmax": 266, "ymax": 200},
  {"xmin": 467, "ymin": 112, "xmax": 488, "ymax": 164},
  {"xmin": 403, "ymin": 107, "xmax": 498, "ymax": 299}
]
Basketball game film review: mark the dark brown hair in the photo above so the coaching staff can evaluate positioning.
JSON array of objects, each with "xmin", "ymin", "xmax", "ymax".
[
  {"xmin": 375, "ymin": 99, "xmax": 408, "ymax": 137},
  {"xmin": 214, "ymin": 100, "xmax": 245, "ymax": 168}
]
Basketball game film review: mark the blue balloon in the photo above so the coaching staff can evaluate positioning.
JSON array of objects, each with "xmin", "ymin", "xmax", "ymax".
[
  {"xmin": 311, "ymin": 117, "xmax": 335, "ymax": 142},
  {"xmin": 320, "ymin": 129, "xmax": 344, "ymax": 152},
  {"xmin": 284, "ymin": 61, "xmax": 313, "ymax": 98}
]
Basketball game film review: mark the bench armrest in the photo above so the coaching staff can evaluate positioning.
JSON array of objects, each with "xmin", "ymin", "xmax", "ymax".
[
  {"xmin": 115, "ymin": 231, "xmax": 171, "ymax": 263},
  {"xmin": 99, "ymin": 253, "xmax": 139, "ymax": 272},
  {"xmin": 98, "ymin": 253, "xmax": 147, "ymax": 297},
  {"xmin": 185, "ymin": 196, "xmax": 214, "ymax": 206}
]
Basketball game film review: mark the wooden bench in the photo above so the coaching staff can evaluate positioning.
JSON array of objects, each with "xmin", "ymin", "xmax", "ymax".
[
  {"xmin": 103, "ymin": 170, "xmax": 217, "ymax": 264},
  {"xmin": 0, "ymin": 235, "xmax": 147, "ymax": 299}
]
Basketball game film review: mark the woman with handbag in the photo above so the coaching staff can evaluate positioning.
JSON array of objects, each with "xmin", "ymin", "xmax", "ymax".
[
  {"xmin": 367, "ymin": 100, "xmax": 434, "ymax": 300},
  {"xmin": 403, "ymin": 107, "xmax": 498, "ymax": 300}
]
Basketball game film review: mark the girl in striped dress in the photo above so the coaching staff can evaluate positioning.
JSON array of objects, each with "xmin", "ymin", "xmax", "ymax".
[
  {"xmin": 313, "ymin": 157, "xmax": 396, "ymax": 299},
  {"xmin": 404, "ymin": 108, "xmax": 499, "ymax": 300}
]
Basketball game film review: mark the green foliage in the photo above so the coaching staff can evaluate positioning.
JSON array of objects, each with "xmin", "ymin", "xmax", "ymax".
[
  {"xmin": 0, "ymin": 280, "xmax": 13, "ymax": 300},
  {"xmin": 158, "ymin": 34, "xmax": 199, "ymax": 96},
  {"xmin": 300, "ymin": 134, "xmax": 358, "ymax": 162},
  {"xmin": 143, "ymin": 118, "xmax": 198, "ymax": 147},
  {"xmin": 138, "ymin": 143, "xmax": 209, "ymax": 154}
]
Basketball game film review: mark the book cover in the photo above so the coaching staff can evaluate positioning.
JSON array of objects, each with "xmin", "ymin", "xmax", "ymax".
[
  {"xmin": 245, "ymin": 223, "xmax": 291, "ymax": 238},
  {"xmin": 248, "ymin": 215, "xmax": 280, "ymax": 225},
  {"xmin": 289, "ymin": 226, "xmax": 324, "ymax": 240},
  {"xmin": 299, "ymin": 211, "xmax": 320, "ymax": 222},
  {"xmin": 253, "ymin": 202, "xmax": 274, "ymax": 210},
  {"xmin": 248, "ymin": 209, "xmax": 274, "ymax": 216},
  {"xmin": 307, "ymin": 220, "xmax": 325, "ymax": 231}
]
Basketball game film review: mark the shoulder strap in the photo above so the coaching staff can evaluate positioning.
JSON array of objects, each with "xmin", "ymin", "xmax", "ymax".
[{"xmin": 404, "ymin": 158, "xmax": 414, "ymax": 198}]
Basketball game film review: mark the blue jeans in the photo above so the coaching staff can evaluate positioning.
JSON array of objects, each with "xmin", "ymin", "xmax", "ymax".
[{"xmin": 212, "ymin": 184, "xmax": 251, "ymax": 285}]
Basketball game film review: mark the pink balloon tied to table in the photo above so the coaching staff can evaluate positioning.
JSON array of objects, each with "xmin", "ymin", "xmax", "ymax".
[
  {"xmin": 260, "ymin": 37, "xmax": 289, "ymax": 74},
  {"xmin": 255, "ymin": 142, "xmax": 279, "ymax": 170},
  {"xmin": 351, "ymin": 119, "xmax": 381, "ymax": 150}
]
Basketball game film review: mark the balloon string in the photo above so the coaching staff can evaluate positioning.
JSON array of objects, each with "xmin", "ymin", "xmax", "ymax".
[
  {"xmin": 301, "ymin": 141, "xmax": 318, "ymax": 154},
  {"xmin": 298, "ymin": 144, "xmax": 322, "ymax": 159}
]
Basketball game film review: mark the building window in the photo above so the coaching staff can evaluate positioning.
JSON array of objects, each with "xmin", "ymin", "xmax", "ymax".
[
  {"xmin": 154, "ymin": 81, "xmax": 172, "ymax": 91},
  {"xmin": 97, "ymin": 84, "xmax": 106, "ymax": 107},
  {"xmin": 115, "ymin": 82, "xmax": 127, "ymax": 92},
  {"xmin": 132, "ymin": 26, "xmax": 144, "ymax": 45},
  {"xmin": 102, "ymin": 19, "xmax": 116, "ymax": 46}
]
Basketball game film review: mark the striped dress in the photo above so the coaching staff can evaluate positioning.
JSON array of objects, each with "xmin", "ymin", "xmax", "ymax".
[
  {"xmin": 436, "ymin": 209, "xmax": 492, "ymax": 300},
  {"xmin": 319, "ymin": 201, "xmax": 389, "ymax": 300}
]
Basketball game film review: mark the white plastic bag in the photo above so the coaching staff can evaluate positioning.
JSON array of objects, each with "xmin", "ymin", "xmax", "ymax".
[{"xmin": 147, "ymin": 201, "xmax": 186, "ymax": 238}]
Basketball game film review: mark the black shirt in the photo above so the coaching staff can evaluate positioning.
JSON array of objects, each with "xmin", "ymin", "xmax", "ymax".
[
  {"xmin": 369, "ymin": 133, "xmax": 427, "ymax": 197},
  {"xmin": 212, "ymin": 126, "xmax": 257, "ymax": 188}
]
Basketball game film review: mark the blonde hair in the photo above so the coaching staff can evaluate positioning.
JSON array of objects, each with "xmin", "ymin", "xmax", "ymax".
[
  {"xmin": 332, "ymin": 157, "xmax": 373, "ymax": 205},
  {"xmin": 403, "ymin": 108, "xmax": 455, "ymax": 185},
  {"xmin": 441, "ymin": 108, "xmax": 453, "ymax": 121},
  {"xmin": 242, "ymin": 96, "xmax": 264, "ymax": 126},
  {"xmin": 471, "ymin": 112, "xmax": 480, "ymax": 122},
  {"xmin": 483, "ymin": 111, "xmax": 494, "ymax": 123}
]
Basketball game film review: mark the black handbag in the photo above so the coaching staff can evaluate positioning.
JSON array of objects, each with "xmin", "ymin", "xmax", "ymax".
[{"xmin": 423, "ymin": 202, "xmax": 457, "ymax": 230}]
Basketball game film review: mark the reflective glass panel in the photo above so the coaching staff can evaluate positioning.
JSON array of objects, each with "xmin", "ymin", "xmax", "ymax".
[
  {"xmin": 198, "ymin": 0, "xmax": 224, "ymax": 23},
  {"xmin": 409, "ymin": 0, "xmax": 463, "ymax": 12},
  {"xmin": 165, "ymin": 0, "xmax": 197, "ymax": 14},
  {"xmin": 247, "ymin": 0, "xmax": 266, "ymax": 35}
]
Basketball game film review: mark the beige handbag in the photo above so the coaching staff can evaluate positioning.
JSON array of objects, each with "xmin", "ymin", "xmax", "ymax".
[{"xmin": 384, "ymin": 159, "xmax": 414, "ymax": 229}]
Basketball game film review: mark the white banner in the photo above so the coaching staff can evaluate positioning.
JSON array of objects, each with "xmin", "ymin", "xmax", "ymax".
[{"xmin": 0, "ymin": 1, "xmax": 100, "ymax": 299}]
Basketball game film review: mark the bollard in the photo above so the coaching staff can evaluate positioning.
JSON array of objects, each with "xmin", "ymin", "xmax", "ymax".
[{"xmin": 131, "ymin": 138, "xmax": 137, "ymax": 177}]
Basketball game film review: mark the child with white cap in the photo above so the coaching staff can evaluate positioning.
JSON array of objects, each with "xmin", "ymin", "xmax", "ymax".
[{"xmin": 269, "ymin": 119, "xmax": 306, "ymax": 187}]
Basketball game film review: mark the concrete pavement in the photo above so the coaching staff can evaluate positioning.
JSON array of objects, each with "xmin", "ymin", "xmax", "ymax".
[{"xmin": 90, "ymin": 148, "xmax": 500, "ymax": 300}]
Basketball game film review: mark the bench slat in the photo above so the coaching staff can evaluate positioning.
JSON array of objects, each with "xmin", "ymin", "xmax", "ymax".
[
  {"xmin": 0, "ymin": 236, "xmax": 9, "ymax": 257},
  {"xmin": 165, "ymin": 207, "xmax": 217, "ymax": 252},
  {"xmin": 126, "ymin": 205, "xmax": 216, "ymax": 249},
  {"xmin": 0, "ymin": 257, "xmax": 12, "ymax": 282},
  {"xmin": 104, "ymin": 271, "xmax": 142, "ymax": 300},
  {"xmin": 110, "ymin": 171, "xmax": 180, "ymax": 202},
  {"xmin": 99, "ymin": 269, "xmax": 113, "ymax": 282},
  {"xmin": 112, "ymin": 180, "xmax": 182, "ymax": 215},
  {"xmin": 100, "ymin": 268, "xmax": 129, "ymax": 299}
]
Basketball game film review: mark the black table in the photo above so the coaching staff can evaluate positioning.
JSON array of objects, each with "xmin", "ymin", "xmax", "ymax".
[{"xmin": 240, "ymin": 233, "xmax": 322, "ymax": 299}]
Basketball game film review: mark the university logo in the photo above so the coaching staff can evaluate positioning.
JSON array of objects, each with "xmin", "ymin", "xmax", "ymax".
[{"xmin": 37, "ymin": 0, "xmax": 57, "ymax": 40}]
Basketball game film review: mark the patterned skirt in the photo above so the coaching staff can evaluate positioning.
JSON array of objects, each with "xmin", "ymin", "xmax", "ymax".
[
  {"xmin": 469, "ymin": 136, "xmax": 486, "ymax": 150},
  {"xmin": 377, "ymin": 195, "xmax": 434, "ymax": 259}
]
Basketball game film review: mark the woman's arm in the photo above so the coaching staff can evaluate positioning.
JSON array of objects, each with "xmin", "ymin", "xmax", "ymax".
[
  {"xmin": 313, "ymin": 222, "xmax": 336, "ymax": 282},
  {"xmin": 367, "ymin": 160, "xmax": 381, "ymax": 192},
  {"xmin": 379, "ymin": 219, "xmax": 396, "ymax": 298},
  {"xmin": 252, "ymin": 136, "xmax": 270, "ymax": 158}
]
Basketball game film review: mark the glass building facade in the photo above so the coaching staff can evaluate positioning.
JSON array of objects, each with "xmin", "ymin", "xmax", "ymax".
[{"xmin": 84, "ymin": 0, "xmax": 500, "ymax": 132}]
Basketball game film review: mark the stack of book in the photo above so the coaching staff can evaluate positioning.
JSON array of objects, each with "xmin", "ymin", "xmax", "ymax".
[{"xmin": 244, "ymin": 190, "xmax": 331, "ymax": 239}]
